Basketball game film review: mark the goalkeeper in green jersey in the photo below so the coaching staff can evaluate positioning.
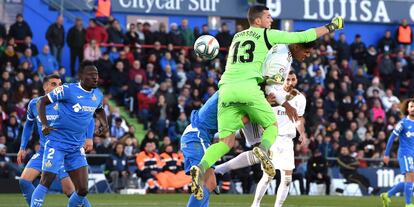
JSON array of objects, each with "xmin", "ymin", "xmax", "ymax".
[{"xmin": 190, "ymin": 5, "xmax": 344, "ymax": 200}]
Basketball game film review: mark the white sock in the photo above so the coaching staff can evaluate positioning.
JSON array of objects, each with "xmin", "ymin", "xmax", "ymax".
[
  {"xmin": 215, "ymin": 150, "xmax": 259, "ymax": 175},
  {"xmin": 251, "ymin": 174, "xmax": 273, "ymax": 207},
  {"xmin": 275, "ymin": 170, "xmax": 291, "ymax": 207}
]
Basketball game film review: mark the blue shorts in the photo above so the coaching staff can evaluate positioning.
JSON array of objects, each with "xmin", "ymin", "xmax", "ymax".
[
  {"xmin": 398, "ymin": 154, "xmax": 414, "ymax": 174},
  {"xmin": 180, "ymin": 132, "xmax": 211, "ymax": 175},
  {"xmin": 26, "ymin": 149, "xmax": 69, "ymax": 180},
  {"xmin": 42, "ymin": 140, "xmax": 88, "ymax": 174}
]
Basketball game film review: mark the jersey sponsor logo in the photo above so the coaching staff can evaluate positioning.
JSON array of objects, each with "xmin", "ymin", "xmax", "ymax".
[
  {"xmin": 405, "ymin": 131, "xmax": 414, "ymax": 138},
  {"xmin": 73, "ymin": 103, "xmax": 82, "ymax": 112},
  {"xmin": 72, "ymin": 103, "xmax": 97, "ymax": 113},
  {"xmin": 221, "ymin": 101, "xmax": 253, "ymax": 107}
]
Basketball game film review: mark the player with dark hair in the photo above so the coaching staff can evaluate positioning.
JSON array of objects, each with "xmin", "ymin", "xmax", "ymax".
[
  {"xmin": 189, "ymin": 5, "xmax": 343, "ymax": 200},
  {"xmin": 17, "ymin": 74, "xmax": 93, "ymax": 207},
  {"xmin": 382, "ymin": 98, "xmax": 414, "ymax": 207},
  {"xmin": 30, "ymin": 61, "xmax": 108, "ymax": 207}
]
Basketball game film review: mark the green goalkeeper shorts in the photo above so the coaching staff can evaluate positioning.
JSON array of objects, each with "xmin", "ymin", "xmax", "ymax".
[{"xmin": 217, "ymin": 79, "xmax": 276, "ymax": 139}]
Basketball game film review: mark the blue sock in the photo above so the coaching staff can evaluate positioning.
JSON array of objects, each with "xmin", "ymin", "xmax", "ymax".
[
  {"xmin": 405, "ymin": 182, "xmax": 413, "ymax": 204},
  {"xmin": 68, "ymin": 193, "xmax": 85, "ymax": 207},
  {"xmin": 83, "ymin": 198, "xmax": 92, "ymax": 207},
  {"xmin": 388, "ymin": 182, "xmax": 405, "ymax": 198},
  {"xmin": 187, "ymin": 186, "xmax": 210, "ymax": 207},
  {"xmin": 31, "ymin": 184, "xmax": 48, "ymax": 207},
  {"xmin": 19, "ymin": 179, "xmax": 35, "ymax": 205}
]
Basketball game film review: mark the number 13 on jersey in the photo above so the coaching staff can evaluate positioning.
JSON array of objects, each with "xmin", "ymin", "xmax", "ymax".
[{"xmin": 230, "ymin": 40, "xmax": 256, "ymax": 64}]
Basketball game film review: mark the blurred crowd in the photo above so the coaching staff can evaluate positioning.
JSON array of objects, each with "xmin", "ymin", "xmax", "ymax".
[{"xmin": 0, "ymin": 13, "xmax": 413, "ymax": 193}]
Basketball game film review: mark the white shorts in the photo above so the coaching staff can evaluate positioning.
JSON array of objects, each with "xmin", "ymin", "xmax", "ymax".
[
  {"xmin": 270, "ymin": 135, "xmax": 295, "ymax": 170},
  {"xmin": 241, "ymin": 122, "xmax": 264, "ymax": 147}
]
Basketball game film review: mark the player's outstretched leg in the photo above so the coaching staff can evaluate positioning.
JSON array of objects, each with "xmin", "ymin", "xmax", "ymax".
[
  {"xmin": 380, "ymin": 182, "xmax": 404, "ymax": 207},
  {"xmin": 215, "ymin": 150, "xmax": 259, "ymax": 175},
  {"xmin": 61, "ymin": 176, "xmax": 92, "ymax": 207}
]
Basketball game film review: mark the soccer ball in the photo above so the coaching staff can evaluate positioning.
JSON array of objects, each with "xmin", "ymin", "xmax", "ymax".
[{"xmin": 194, "ymin": 35, "xmax": 220, "ymax": 60}]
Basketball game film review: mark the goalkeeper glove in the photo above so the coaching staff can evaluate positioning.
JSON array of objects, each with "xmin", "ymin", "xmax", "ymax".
[{"xmin": 325, "ymin": 16, "xmax": 344, "ymax": 33}]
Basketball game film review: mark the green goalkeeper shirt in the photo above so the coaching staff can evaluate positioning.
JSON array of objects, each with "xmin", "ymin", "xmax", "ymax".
[{"xmin": 219, "ymin": 27, "xmax": 317, "ymax": 86}]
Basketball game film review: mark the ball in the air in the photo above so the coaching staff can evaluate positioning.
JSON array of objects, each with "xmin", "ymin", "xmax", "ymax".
[{"xmin": 194, "ymin": 35, "xmax": 220, "ymax": 60}]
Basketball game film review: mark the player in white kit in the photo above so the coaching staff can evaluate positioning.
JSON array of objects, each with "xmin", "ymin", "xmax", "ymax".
[{"xmin": 215, "ymin": 42, "xmax": 313, "ymax": 207}]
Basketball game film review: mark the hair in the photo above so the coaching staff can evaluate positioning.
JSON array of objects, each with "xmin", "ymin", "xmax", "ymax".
[
  {"xmin": 78, "ymin": 60, "xmax": 97, "ymax": 75},
  {"xmin": 288, "ymin": 70, "xmax": 295, "ymax": 75},
  {"xmin": 247, "ymin": 5, "xmax": 269, "ymax": 25},
  {"xmin": 401, "ymin": 98, "xmax": 414, "ymax": 116},
  {"xmin": 298, "ymin": 40, "xmax": 317, "ymax": 49},
  {"xmin": 43, "ymin": 74, "xmax": 60, "ymax": 83}
]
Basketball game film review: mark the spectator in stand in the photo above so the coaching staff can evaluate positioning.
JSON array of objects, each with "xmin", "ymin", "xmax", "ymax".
[
  {"xmin": 110, "ymin": 117, "xmax": 126, "ymax": 140},
  {"xmin": 215, "ymin": 23, "xmax": 233, "ymax": 50},
  {"xmin": 142, "ymin": 22, "xmax": 154, "ymax": 45},
  {"xmin": 381, "ymin": 90, "xmax": 400, "ymax": 112},
  {"xmin": 160, "ymin": 52, "xmax": 177, "ymax": 72},
  {"xmin": 136, "ymin": 22, "xmax": 145, "ymax": 45},
  {"xmin": 350, "ymin": 34, "xmax": 366, "ymax": 70},
  {"xmin": 393, "ymin": 61, "xmax": 408, "ymax": 97},
  {"xmin": 336, "ymin": 33, "xmax": 351, "ymax": 62},
  {"xmin": 378, "ymin": 30, "xmax": 396, "ymax": 54},
  {"xmin": 365, "ymin": 45, "xmax": 378, "ymax": 76},
  {"xmin": 153, "ymin": 23, "xmax": 168, "ymax": 46},
  {"xmin": 396, "ymin": 18, "xmax": 413, "ymax": 55},
  {"xmin": 19, "ymin": 48, "xmax": 38, "ymax": 72},
  {"xmin": 337, "ymin": 146, "xmax": 380, "ymax": 195},
  {"xmin": 0, "ymin": 144, "xmax": 18, "ymax": 179},
  {"xmin": 136, "ymin": 141, "xmax": 163, "ymax": 193},
  {"xmin": 129, "ymin": 60, "xmax": 146, "ymax": 82},
  {"xmin": 7, "ymin": 14, "xmax": 32, "ymax": 45},
  {"xmin": 179, "ymin": 19, "xmax": 194, "ymax": 46},
  {"xmin": 138, "ymin": 86, "xmax": 157, "ymax": 130},
  {"xmin": 37, "ymin": 45, "xmax": 58, "ymax": 74},
  {"xmin": 125, "ymin": 23, "xmax": 140, "ymax": 47},
  {"xmin": 157, "ymin": 145, "xmax": 191, "ymax": 190},
  {"xmin": 107, "ymin": 20, "xmax": 125, "ymax": 47},
  {"xmin": 168, "ymin": 23, "xmax": 183, "ymax": 46},
  {"xmin": 18, "ymin": 36, "xmax": 38, "ymax": 56},
  {"xmin": 46, "ymin": 15, "xmax": 65, "ymax": 65},
  {"xmin": 109, "ymin": 60, "xmax": 129, "ymax": 104},
  {"xmin": 86, "ymin": 18, "xmax": 108, "ymax": 44},
  {"xmin": 0, "ymin": 45, "xmax": 19, "ymax": 69},
  {"xmin": 4, "ymin": 114, "xmax": 20, "ymax": 144},
  {"xmin": 67, "ymin": 17, "xmax": 86, "ymax": 76},
  {"xmin": 305, "ymin": 149, "xmax": 331, "ymax": 195},
  {"xmin": 379, "ymin": 53, "xmax": 395, "ymax": 88},
  {"xmin": 84, "ymin": 39, "xmax": 102, "ymax": 62},
  {"xmin": 200, "ymin": 24, "xmax": 210, "ymax": 36},
  {"xmin": 106, "ymin": 143, "xmax": 129, "ymax": 192}
]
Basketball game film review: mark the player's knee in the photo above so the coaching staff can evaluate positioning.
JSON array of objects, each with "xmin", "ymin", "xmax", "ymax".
[
  {"xmin": 39, "ymin": 172, "xmax": 56, "ymax": 188},
  {"xmin": 284, "ymin": 175, "xmax": 292, "ymax": 186},
  {"xmin": 77, "ymin": 187, "xmax": 89, "ymax": 197}
]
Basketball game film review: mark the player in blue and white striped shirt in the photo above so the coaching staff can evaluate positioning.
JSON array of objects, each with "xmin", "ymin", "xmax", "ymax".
[{"xmin": 382, "ymin": 98, "xmax": 414, "ymax": 207}]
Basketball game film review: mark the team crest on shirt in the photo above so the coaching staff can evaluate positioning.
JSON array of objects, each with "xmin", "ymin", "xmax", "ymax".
[
  {"xmin": 92, "ymin": 94, "xmax": 97, "ymax": 101},
  {"xmin": 45, "ymin": 160, "xmax": 52, "ymax": 168},
  {"xmin": 287, "ymin": 52, "xmax": 292, "ymax": 62},
  {"xmin": 273, "ymin": 74, "xmax": 284, "ymax": 84},
  {"xmin": 53, "ymin": 103, "xmax": 58, "ymax": 110}
]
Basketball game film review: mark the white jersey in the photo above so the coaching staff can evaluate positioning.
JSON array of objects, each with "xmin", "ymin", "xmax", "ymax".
[
  {"xmin": 262, "ymin": 44, "xmax": 293, "ymax": 105},
  {"xmin": 272, "ymin": 92, "xmax": 307, "ymax": 137}
]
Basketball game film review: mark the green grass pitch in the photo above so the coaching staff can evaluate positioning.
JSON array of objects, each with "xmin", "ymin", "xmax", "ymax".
[{"xmin": 0, "ymin": 194, "xmax": 405, "ymax": 207}]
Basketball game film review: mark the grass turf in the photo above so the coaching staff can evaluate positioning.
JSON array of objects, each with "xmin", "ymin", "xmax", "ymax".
[{"xmin": 0, "ymin": 194, "xmax": 405, "ymax": 207}]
